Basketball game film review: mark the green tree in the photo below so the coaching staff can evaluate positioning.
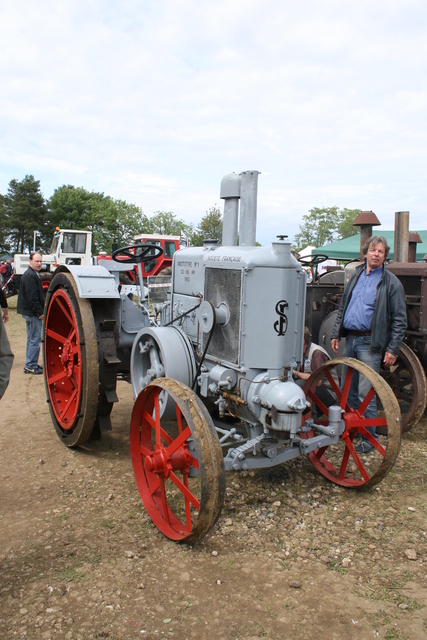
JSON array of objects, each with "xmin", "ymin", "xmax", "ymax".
[
  {"xmin": 190, "ymin": 205, "xmax": 222, "ymax": 246},
  {"xmin": 147, "ymin": 211, "xmax": 193, "ymax": 237},
  {"xmin": 0, "ymin": 194, "xmax": 8, "ymax": 253},
  {"xmin": 336, "ymin": 208, "xmax": 361, "ymax": 240},
  {"xmin": 3, "ymin": 175, "xmax": 47, "ymax": 252},
  {"xmin": 47, "ymin": 185, "xmax": 151, "ymax": 253},
  {"xmin": 294, "ymin": 206, "xmax": 361, "ymax": 250},
  {"xmin": 94, "ymin": 199, "xmax": 150, "ymax": 253}
]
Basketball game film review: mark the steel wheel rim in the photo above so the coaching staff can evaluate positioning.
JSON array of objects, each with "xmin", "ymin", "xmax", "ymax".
[
  {"xmin": 380, "ymin": 343, "xmax": 427, "ymax": 433},
  {"xmin": 130, "ymin": 378, "xmax": 225, "ymax": 543},
  {"xmin": 45, "ymin": 288, "xmax": 83, "ymax": 429},
  {"xmin": 302, "ymin": 358, "xmax": 401, "ymax": 489}
]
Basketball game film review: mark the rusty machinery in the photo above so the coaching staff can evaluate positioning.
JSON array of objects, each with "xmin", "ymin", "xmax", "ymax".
[
  {"xmin": 43, "ymin": 172, "xmax": 403, "ymax": 543},
  {"xmin": 304, "ymin": 211, "xmax": 427, "ymax": 434}
]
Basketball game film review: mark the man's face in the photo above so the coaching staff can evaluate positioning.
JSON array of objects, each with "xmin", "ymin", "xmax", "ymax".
[
  {"xmin": 30, "ymin": 254, "xmax": 43, "ymax": 272},
  {"xmin": 366, "ymin": 242, "xmax": 386, "ymax": 271}
]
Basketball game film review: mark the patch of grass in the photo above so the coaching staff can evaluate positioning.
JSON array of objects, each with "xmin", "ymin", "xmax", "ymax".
[
  {"xmin": 56, "ymin": 512, "xmax": 69, "ymax": 522},
  {"xmin": 58, "ymin": 565, "xmax": 85, "ymax": 583},
  {"xmin": 93, "ymin": 518, "xmax": 119, "ymax": 531},
  {"xmin": 83, "ymin": 554, "xmax": 101, "ymax": 565},
  {"xmin": 406, "ymin": 597, "xmax": 422, "ymax": 611}
]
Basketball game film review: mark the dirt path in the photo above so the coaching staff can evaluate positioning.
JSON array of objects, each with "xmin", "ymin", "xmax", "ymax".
[{"xmin": 1, "ymin": 301, "xmax": 426, "ymax": 640}]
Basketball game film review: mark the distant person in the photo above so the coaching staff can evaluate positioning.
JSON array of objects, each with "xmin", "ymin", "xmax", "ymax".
[
  {"xmin": 2, "ymin": 260, "xmax": 13, "ymax": 294},
  {"xmin": 0, "ymin": 285, "xmax": 14, "ymax": 399},
  {"xmin": 17, "ymin": 252, "xmax": 45, "ymax": 374},
  {"xmin": 331, "ymin": 236, "xmax": 406, "ymax": 453}
]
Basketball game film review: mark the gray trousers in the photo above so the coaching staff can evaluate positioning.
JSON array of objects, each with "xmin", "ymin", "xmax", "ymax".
[{"xmin": 0, "ymin": 315, "xmax": 14, "ymax": 399}]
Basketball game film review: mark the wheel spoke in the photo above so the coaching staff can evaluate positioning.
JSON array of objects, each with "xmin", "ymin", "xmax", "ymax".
[
  {"xmin": 47, "ymin": 370, "xmax": 68, "ymax": 385},
  {"xmin": 45, "ymin": 328, "xmax": 67, "ymax": 344},
  {"xmin": 169, "ymin": 471, "xmax": 200, "ymax": 510},
  {"xmin": 341, "ymin": 366, "xmax": 353, "ymax": 408},
  {"xmin": 59, "ymin": 387, "xmax": 78, "ymax": 421},
  {"xmin": 357, "ymin": 385, "xmax": 376, "ymax": 415},
  {"xmin": 347, "ymin": 440, "xmax": 371, "ymax": 482},
  {"xmin": 166, "ymin": 425, "xmax": 192, "ymax": 457},
  {"xmin": 54, "ymin": 296, "xmax": 74, "ymax": 326}
]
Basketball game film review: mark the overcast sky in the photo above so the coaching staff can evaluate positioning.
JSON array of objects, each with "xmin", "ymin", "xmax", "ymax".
[{"xmin": 1, "ymin": 1, "xmax": 426, "ymax": 246}]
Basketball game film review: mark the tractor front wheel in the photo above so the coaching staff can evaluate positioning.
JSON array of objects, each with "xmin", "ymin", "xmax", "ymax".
[{"xmin": 130, "ymin": 378, "xmax": 225, "ymax": 543}]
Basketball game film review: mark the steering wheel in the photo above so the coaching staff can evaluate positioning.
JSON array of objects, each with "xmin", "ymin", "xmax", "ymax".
[
  {"xmin": 112, "ymin": 243, "xmax": 163, "ymax": 264},
  {"xmin": 297, "ymin": 254, "xmax": 329, "ymax": 268}
]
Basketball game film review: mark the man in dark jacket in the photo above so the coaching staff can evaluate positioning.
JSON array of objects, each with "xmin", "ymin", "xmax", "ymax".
[
  {"xmin": 331, "ymin": 236, "xmax": 407, "ymax": 453},
  {"xmin": 0, "ymin": 286, "xmax": 14, "ymax": 398},
  {"xmin": 17, "ymin": 252, "xmax": 45, "ymax": 374}
]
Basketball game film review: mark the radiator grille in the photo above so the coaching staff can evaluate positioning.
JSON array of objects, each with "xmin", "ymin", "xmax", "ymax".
[{"xmin": 203, "ymin": 268, "xmax": 242, "ymax": 364}]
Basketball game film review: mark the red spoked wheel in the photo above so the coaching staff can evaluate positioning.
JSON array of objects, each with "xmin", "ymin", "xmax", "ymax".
[
  {"xmin": 43, "ymin": 272, "xmax": 99, "ymax": 446},
  {"xmin": 130, "ymin": 378, "xmax": 225, "ymax": 543},
  {"xmin": 302, "ymin": 358, "xmax": 401, "ymax": 489}
]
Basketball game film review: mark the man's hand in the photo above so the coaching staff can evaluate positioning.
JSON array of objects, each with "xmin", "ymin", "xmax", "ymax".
[
  {"xmin": 2, "ymin": 308, "xmax": 9, "ymax": 323},
  {"xmin": 331, "ymin": 338, "xmax": 339, "ymax": 354},
  {"xmin": 383, "ymin": 351, "xmax": 397, "ymax": 367}
]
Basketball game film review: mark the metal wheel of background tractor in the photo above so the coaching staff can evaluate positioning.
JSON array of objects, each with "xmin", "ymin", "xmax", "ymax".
[
  {"xmin": 43, "ymin": 273, "xmax": 99, "ymax": 447},
  {"xmin": 380, "ymin": 343, "xmax": 427, "ymax": 433},
  {"xmin": 130, "ymin": 378, "xmax": 225, "ymax": 543},
  {"xmin": 302, "ymin": 358, "xmax": 401, "ymax": 490}
]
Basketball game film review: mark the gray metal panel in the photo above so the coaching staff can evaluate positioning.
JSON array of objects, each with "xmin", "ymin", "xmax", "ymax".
[
  {"xmin": 242, "ymin": 267, "xmax": 306, "ymax": 370},
  {"xmin": 59, "ymin": 265, "xmax": 121, "ymax": 299},
  {"xmin": 203, "ymin": 267, "xmax": 242, "ymax": 365}
]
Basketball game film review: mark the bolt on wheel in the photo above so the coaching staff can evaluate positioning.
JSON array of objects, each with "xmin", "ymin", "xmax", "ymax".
[
  {"xmin": 302, "ymin": 358, "xmax": 401, "ymax": 489},
  {"xmin": 130, "ymin": 378, "xmax": 225, "ymax": 543}
]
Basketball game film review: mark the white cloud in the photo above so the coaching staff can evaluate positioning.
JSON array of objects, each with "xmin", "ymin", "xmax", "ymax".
[{"xmin": 1, "ymin": 0, "xmax": 427, "ymax": 245}]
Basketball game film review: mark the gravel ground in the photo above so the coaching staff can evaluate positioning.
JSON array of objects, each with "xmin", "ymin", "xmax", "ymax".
[{"xmin": 1, "ymin": 302, "xmax": 426, "ymax": 640}]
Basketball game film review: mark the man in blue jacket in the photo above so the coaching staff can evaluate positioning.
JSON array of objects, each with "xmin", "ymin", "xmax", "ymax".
[
  {"xmin": 331, "ymin": 236, "xmax": 406, "ymax": 453},
  {"xmin": 17, "ymin": 252, "xmax": 45, "ymax": 374}
]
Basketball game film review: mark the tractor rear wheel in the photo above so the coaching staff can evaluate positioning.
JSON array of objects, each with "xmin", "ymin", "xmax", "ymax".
[
  {"xmin": 302, "ymin": 358, "xmax": 401, "ymax": 489},
  {"xmin": 43, "ymin": 273, "xmax": 99, "ymax": 446},
  {"xmin": 380, "ymin": 343, "xmax": 427, "ymax": 433},
  {"xmin": 130, "ymin": 378, "xmax": 225, "ymax": 543}
]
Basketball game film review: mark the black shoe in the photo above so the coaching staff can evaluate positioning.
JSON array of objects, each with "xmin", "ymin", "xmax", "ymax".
[
  {"xmin": 24, "ymin": 366, "xmax": 43, "ymax": 375},
  {"xmin": 35, "ymin": 364, "xmax": 43, "ymax": 372},
  {"xmin": 355, "ymin": 440, "xmax": 374, "ymax": 454}
]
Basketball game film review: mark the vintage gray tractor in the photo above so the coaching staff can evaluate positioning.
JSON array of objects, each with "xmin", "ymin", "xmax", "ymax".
[{"xmin": 43, "ymin": 170, "xmax": 402, "ymax": 544}]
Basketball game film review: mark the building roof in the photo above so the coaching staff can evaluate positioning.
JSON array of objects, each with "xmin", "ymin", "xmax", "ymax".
[{"xmin": 312, "ymin": 230, "xmax": 427, "ymax": 261}]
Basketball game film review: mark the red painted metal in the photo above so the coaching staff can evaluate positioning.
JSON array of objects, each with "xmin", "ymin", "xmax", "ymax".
[
  {"xmin": 302, "ymin": 364, "xmax": 390, "ymax": 488},
  {"xmin": 44, "ymin": 289, "xmax": 83, "ymax": 429},
  {"xmin": 130, "ymin": 385, "xmax": 201, "ymax": 541}
]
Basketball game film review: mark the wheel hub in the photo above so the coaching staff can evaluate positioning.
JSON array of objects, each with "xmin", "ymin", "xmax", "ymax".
[{"xmin": 144, "ymin": 443, "xmax": 192, "ymax": 478}]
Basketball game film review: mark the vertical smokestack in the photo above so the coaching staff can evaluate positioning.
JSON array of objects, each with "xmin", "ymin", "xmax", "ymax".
[
  {"xmin": 220, "ymin": 173, "xmax": 241, "ymax": 246},
  {"xmin": 239, "ymin": 170, "xmax": 260, "ymax": 246},
  {"xmin": 352, "ymin": 211, "xmax": 381, "ymax": 256},
  {"xmin": 394, "ymin": 211, "xmax": 409, "ymax": 263},
  {"xmin": 408, "ymin": 232, "xmax": 422, "ymax": 263}
]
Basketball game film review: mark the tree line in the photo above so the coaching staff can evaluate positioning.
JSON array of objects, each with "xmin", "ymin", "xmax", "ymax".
[
  {"xmin": 0, "ymin": 174, "xmax": 361, "ymax": 256},
  {"xmin": 0, "ymin": 175, "xmax": 223, "ymax": 255}
]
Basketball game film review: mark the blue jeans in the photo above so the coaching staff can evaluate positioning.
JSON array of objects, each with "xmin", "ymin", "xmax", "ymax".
[
  {"xmin": 23, "ymin": 315, "xmax": 42, "ymax": 369},
  {"xmin": 342, "ymin": 334, "xmax": 382, "ymax": 439}
]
